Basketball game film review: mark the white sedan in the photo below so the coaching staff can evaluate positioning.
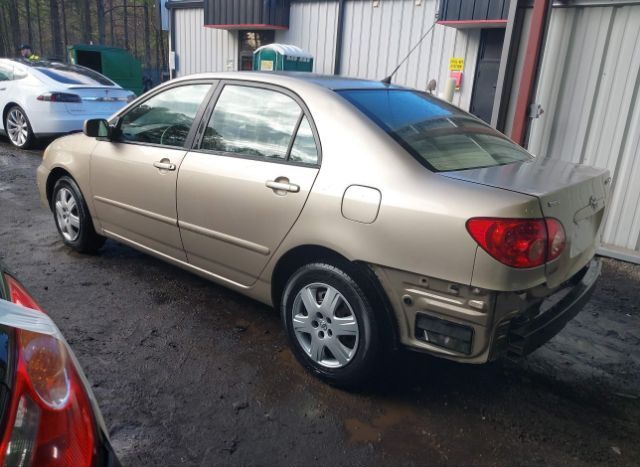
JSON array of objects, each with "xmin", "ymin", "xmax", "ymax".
[{"xmin": 0, "ymin": 58, "xmax": 135, "ymax": 148}]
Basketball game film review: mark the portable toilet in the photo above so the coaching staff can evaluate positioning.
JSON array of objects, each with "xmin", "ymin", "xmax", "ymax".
[
  {"xmin": 253, "ymin": 44, "xmax": 313, "ymax": 72},
  {"xmin": 67, "ymin": 44, "xmax": 144, "ymax": 95}
]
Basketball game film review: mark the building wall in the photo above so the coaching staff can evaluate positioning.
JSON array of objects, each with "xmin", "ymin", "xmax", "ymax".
[
  {"xmin": 173, "ymin": 8, "xmax": 238, "ymax": 75},
  {"xmin": 275, "ymin": 1, "xmax": 340, "ymax": 74},
  {"xmin": 172, "ymin": 0, "xmax": 480, "ymax": 111},
  {"xmin": 340, "ymin": 0, "xmax": 480, "ymax": 109},
  {"xmin": 527, "ymin": 3, "xmax": 640, "ymax": 258}
]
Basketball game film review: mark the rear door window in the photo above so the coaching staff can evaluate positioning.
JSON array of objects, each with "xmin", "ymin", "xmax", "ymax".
[
  {"xmin": 338, "ymin": 89, "xmax": 532, "ymax": 172},
  {"xmin": 0, "ymin": 63, "xmax": 13, "ymax": 81},
  {"xmin": 201, "ymin": 84, "xmax": 317, "ymax": 164}
]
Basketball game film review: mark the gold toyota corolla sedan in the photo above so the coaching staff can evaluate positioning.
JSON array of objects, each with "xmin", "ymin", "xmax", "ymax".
[{"xmin": 37, "ymin": 72, "xmax": 610, "ymax": 386}]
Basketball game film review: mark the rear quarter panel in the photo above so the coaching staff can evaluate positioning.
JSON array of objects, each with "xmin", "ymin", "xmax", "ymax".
[{"xmin": 260, "ymin": 88, "xmax": 543, "ymax": 289}]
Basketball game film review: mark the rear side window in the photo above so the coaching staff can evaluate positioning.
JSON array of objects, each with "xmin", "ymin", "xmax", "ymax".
[
  {"xmin": 201, "ymin": 85, "xmax": 318, "ymax": 164},
  {"xmin": 0, "ymin": 64, "xmax": 13, "ymax": 81},
  {"xmin": 35, "ymin": 64, "xmax": 113, "ymax": 86},
  {"xmin": 119, "ymin": 84, "xmax": 211, "ymax": 147},
  {"xmin": 338, "ymin": 89, "xmax": 532, "ymax": 172}
]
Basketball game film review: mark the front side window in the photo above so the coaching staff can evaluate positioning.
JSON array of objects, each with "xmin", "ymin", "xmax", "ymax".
[
  {"xmin": 118, "ymin": 84, "xmax": 211, "ymax": 147},
  {"xmin": 201, "ymin": 85, "xmax": 316, "ymax": 163},
  {"xmin": 338, "ymin": 89, "xmax": 532, "ymax": 172}
]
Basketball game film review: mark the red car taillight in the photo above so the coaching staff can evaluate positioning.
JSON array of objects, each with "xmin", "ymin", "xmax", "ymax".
[
  {"xmin": 466, "ymin": 218, "xmax": 566, "ymax": 268},
  {"xmin": 36, "ymin": 93, "xmax": 82, "ymax": 103},
  {"xmin": 0, "ymin": 275, "xmax": 96, "ymax": 467}
]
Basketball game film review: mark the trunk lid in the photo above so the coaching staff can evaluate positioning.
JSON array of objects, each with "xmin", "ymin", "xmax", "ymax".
[
  {"xmin": 63, "ymin": 86, "xmax": 132, "ymax": 116},
  {"xmin": 442, "ymin": 157, "xmax": 611, "ymax": 288}
]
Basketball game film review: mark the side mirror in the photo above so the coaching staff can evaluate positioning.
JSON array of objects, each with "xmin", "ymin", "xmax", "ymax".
[{"xmin": 83, "ymin": 119, "xmax": 111, "ymax": 139}]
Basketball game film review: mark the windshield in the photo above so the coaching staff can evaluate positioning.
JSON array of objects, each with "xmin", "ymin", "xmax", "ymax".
[
  {"xmin": 337, "ymin": 89, "xmax": 532, "ymax": 172},
  {"xmin": 34, "ymin": 63, "xmax": 114, "ymax": 86}
]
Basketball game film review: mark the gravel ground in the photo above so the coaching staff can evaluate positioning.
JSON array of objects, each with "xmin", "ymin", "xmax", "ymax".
[{"xmin": 0, "ymin": 138, "xmax": 639, "ymax": 467}]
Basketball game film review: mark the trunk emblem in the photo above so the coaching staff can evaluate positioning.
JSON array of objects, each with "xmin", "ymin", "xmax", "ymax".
[{"xmin": 589, "ymin": 195, "xmax": 598, "ymax": 210}]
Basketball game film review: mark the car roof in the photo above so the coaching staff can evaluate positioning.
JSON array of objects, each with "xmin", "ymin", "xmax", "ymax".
[{"xmin": 175, "ymin": 71, "xmax": 409, "ymax": 92}]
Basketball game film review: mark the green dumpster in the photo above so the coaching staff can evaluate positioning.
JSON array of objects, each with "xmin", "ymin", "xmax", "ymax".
[
  {"xmin": 67, "ymin": 44, "xmax": 144, "ymax": 95},
  {"xmin": 253, "ymin": 44, "xmax": 314, "ymax": 72}
]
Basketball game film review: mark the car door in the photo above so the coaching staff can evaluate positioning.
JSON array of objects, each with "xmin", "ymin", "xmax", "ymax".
[
  {"xmin": 177, "ymin": 82, "xmax": 321, "ymax": 286},
  {"xmin": 90, "ymin": 81, "xmax": 214, "ymax": 261}
]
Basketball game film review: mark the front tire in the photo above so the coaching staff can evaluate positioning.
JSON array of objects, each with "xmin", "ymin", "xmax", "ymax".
[
  {"xmin": 52, "ymin": 176, "xmax": 105, "ymax": 253},
  {"xmin": 5, "ymin": 105, "xmax": 35, "ymax": 149},
  {"xmin": 281, "ymin": 262, "xmax": 382, "ymax": 388}
]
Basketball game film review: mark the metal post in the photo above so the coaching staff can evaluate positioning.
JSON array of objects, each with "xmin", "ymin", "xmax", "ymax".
[{"xmin": 510, "ymin": 0, "xmax": 551, "ymax": 145}]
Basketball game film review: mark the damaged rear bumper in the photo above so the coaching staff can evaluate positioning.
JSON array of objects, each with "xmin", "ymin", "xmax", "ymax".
[{"xmin": 371, "ymin": 258, "xmax": 601, "ymax": 363}]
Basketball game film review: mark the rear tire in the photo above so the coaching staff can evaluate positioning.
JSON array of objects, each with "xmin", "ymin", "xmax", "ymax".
[
  {"xmin": 5, "ymin": 105, "xmax": 35, "ymax": 149},
  {"xmin": 281, "ymin": 262, "xmax": 383, "ymax": 388},
  {"xmin": 52, "ymin": 176, "xmax": 105, "ymax": 253}
]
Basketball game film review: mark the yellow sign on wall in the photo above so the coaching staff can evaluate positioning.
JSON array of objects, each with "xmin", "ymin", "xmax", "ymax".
[{"xmin": 449, "ymin": 57, "xmax": 464, "ymax": 71}]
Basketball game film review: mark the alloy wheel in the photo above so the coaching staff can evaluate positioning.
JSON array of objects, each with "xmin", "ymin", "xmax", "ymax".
[
  {"xmin": 291, "ymin": 283, "xmax": 360, "ymax": 368},
  {"xmin": 55, "ymin": 187, "xmax": 81, "ymax": 242},
  {"xmin": 6, "ymin": 108, "xmax": 29, "ymax": 147}
]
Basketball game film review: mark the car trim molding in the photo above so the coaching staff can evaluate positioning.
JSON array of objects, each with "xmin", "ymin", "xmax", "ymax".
[
  {"xmin": 102, "ymin": 228, "xmax": 251, "ymax": 290},
  {"xmin": 178, "ymin": 220, "xmax": 271, "ymax": 256},
  {"xmin": 93, "ymin": 196, "xmax": 176, "ymax": 226}
]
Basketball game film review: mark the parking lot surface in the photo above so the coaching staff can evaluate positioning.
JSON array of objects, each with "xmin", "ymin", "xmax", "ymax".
[{"xmin": 1, "ymin": 139, "xmax": 639, "ymax": 466}]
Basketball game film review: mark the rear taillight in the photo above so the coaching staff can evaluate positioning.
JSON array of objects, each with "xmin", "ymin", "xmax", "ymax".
[
  {"xmin": 5, "ymin": 275, "xmax": 43, "ymax": 312},
  {"xmin": 466, "ymin": 217, "xmax": 566, "ymax": 268},
  {"xmin": 545, "ymin": 218, "xmax": 566, "ymax": 262},
  {"xmin": 36, "ymin": 92, "xmax": 82, "ymax": 103},
  {"xmin": 1, "ymin": 275, "xmax": 96, "ymax": 467}
]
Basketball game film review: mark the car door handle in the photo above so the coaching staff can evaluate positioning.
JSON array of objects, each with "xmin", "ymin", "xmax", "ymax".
[
  {"xmin": 153, "ymin": 161, "xmax": 176, "ymax": 171},
  {"xmin": 266, "ymin": 180, "xmax": 300, "ymax": 193}
]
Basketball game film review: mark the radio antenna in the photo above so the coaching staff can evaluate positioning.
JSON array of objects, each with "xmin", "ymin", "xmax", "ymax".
[{"xmin": 382, "ymin": 21, "xmax": 437, "ymax": 85}]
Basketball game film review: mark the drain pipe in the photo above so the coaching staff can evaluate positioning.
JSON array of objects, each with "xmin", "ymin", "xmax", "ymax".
[
  {"xmin": 333, "ymin": 0, "xmax": 346, "ymax": 75},
  {"xmin": 510, "ymin": 0, "xmax": 552, "ymax": 146}
]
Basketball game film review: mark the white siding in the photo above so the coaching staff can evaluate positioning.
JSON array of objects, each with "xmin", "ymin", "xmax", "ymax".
[
  {"xmin": 340, "ymin": 0, "xmax": 480, "ymax": 110},
  {"xmin": 528, "ymin": 4, "xmax": 640, "ymax": 256},
  {"xmin": 172, "ymin": 1, "xmax": 480, "ymax": 111},
  {"xmin": 275, "ymin": 1, "xmax": 340, "ymax": 74},
  {"xmin": 173, "ymin": 8, "xmax": 238, "ymax": 76}
]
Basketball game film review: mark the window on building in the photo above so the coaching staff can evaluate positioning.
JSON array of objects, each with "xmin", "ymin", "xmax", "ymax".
[{"xmin": 238, "ymin": 30, "xmax": 275, "ymax": 71}]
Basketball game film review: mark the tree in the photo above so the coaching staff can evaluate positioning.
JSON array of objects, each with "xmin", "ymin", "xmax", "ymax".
[
  {"xmin": 81, "ymin": 0, "xmax": 92, "ymax": 42},
  {"xmin": 8, "ymin": 0, "xmax": 22, "ymax": 52},
  {"xmin": 24, "ymin": 0, "xmax": 34, "ymax": 46},
  {"xmin": 49, "ymin": 0, "xmax": 63, "ymax": 58},
  {"xmin": 96, "ymin": 0, "xmax": 105, "ymax": 44},
  {"xmin": 143, "ymin": 0, "xmax": 151, "ymax": 67},
  {"xmin": 123, "ymin": 0, "xmax": 129, "ymax": 49},
  {"xmin": 35, "ymin": 0, "xmax": 44, "ymax": 55}
]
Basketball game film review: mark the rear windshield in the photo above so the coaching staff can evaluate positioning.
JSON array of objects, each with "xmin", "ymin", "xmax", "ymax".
[
  {"xmin": 338, "ymin": 89, "xmax": 532, "ymax": 172},
  {"xmin": 34, "ymin": 63, "xmax": 114, "ymax": 86}
]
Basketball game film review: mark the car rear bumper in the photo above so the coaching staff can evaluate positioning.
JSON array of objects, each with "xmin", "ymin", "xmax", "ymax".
[
  {"xmin": 494, "ymin": 258, "xmax": 600, "ymax": 358},
  {"xmin": 371, "ymin": 258, "xmax": 601, "ymax": 363}
]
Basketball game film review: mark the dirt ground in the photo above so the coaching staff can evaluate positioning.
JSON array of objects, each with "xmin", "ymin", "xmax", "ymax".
[{"xmin": 0, "ymin": 139, "xmax": 638, "ymax": 467}]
